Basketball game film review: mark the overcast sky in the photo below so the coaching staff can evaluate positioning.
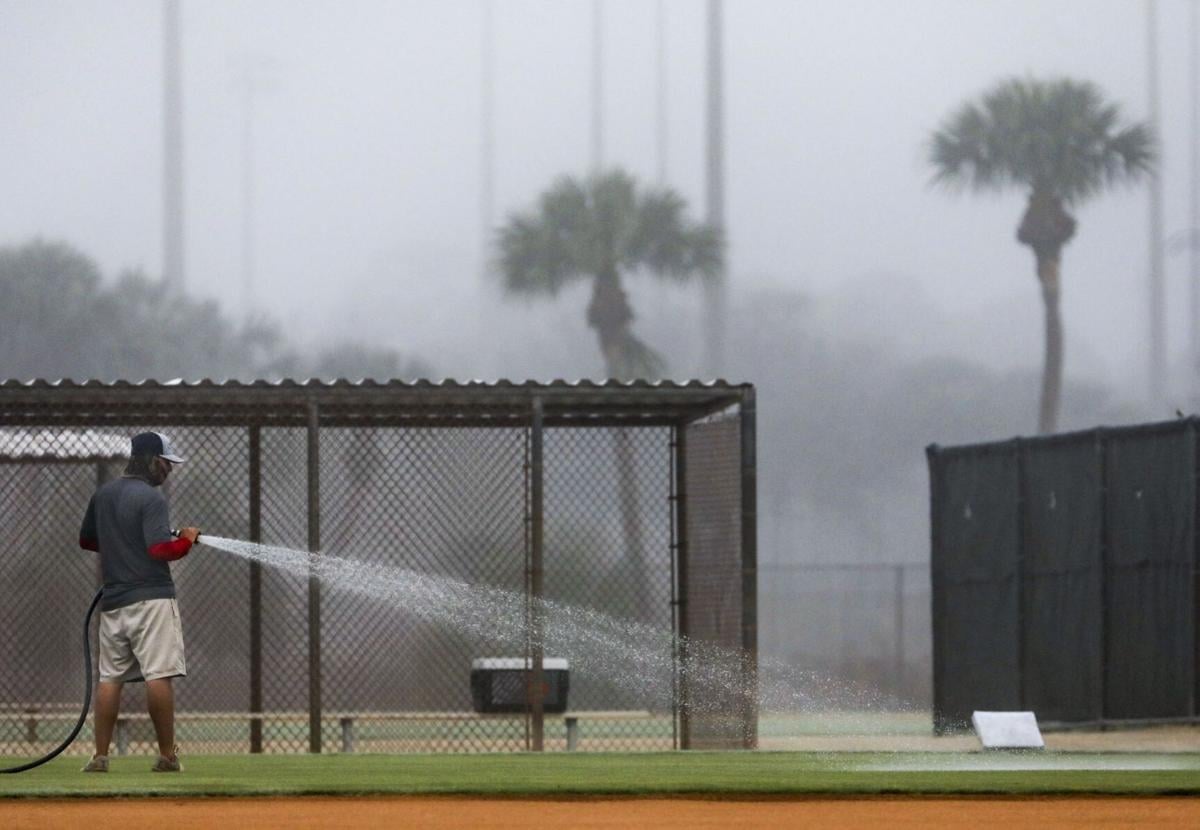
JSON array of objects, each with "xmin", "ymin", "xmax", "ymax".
[{"xmin": 3, "ymin": 0, "xmax": 1197, "ymax": 400}]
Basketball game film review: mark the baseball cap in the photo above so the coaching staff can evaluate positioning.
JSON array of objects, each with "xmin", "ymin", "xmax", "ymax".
[{"xmin": 130, "ymin": 432, "xmax": 185, "ymax": 464}]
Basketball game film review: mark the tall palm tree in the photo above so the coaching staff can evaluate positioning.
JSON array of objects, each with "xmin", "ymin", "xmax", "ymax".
[
  {"xmin": 929, "ymin": 77, "xmax": 1153, "ymax": 433},
  {"xmin": 498, "ymin": 169, "xmax": 722, "ymax": 380},
  {"xmin": 498, "ymin": 169, "xmax": 720, "ymax": 618}
]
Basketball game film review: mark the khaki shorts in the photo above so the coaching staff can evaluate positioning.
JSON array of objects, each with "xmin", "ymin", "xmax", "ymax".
[{"xmin": 98, "ymin": 598, "xmax": 187, "ymax": 683}]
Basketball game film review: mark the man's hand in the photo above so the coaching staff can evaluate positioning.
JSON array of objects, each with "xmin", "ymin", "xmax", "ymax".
[{"xmin": 178, "ymin": 527, "xmax": 201, "ymax": 544}]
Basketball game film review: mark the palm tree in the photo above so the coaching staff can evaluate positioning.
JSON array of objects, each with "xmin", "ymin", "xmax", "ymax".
[
  {"xmin": 498, "ymin": 169, "xmax": 721, "ymax": 619},
  {"xmin": 498, "ymin": 169, "xmax": 721, "ymax": 380},
  {"xmin": 929, "ymin": 77, "xmax": 1153, "ymax": 433}
]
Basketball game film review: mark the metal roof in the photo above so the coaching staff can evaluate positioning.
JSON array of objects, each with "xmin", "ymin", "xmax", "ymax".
[{"xmin": 0, "ymin": 379, "xmax": 752, "ymax": 428}]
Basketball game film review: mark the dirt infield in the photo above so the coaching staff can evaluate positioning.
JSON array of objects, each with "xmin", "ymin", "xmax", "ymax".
[{"xmin": 4, "ymin": 796, "xmax": 1199, "ymax": 828}]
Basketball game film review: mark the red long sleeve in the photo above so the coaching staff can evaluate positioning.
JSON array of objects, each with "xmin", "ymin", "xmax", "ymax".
[
  {"xmin": 79, "ymin": 537, "xmax": 99, "ymax": 552},
  {"xmin": 147, "ymin": 537, "xmax": 192, "ymax": 562}
]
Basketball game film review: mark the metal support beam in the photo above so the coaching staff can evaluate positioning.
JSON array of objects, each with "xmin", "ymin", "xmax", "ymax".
[
  {"xmin": 1194, "ymin": 419, "xmax": 1200, "ymax": 716},
  {"xmin": 1016, "ymin": 439, "xmax": 1027, "ymax": 711},
  {"xmin": 739, "ymin": 389, "xmax": 758, "ymax": 748},
  {"xmin": 1098, "ymin": 428, "xmax": 1110, "ymax": 721},
  {"xmin": 528, "ymin": 396, "xmax": 545, "ymax": 751},
  {"xmin": 672, "ymin": 425, "xmax": 691, "ymax": 749},
  {"xmin": 248, "ymin": 424, "xmax": 263, "ymax": 753},
  {"xmin": 307, "ymin": 401, "xmax": 322, "ymax": 753}
]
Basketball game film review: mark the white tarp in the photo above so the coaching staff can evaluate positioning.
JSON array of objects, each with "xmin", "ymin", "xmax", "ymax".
[{"xmin": 0, "ymin": 429, "xmax": 129, "ymax": 460}]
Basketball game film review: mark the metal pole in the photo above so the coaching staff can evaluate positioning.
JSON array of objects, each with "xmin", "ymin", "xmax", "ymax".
[
  {"xmin": 239, "ymin": 68, "xmax": 257, "ymax": 315},
  {"xmin": 1015, "ymin": 440, "xmax": 1027, "ymax": 711},
  {"xmin": 248, "ymin": 425, "xmax": 263, "ymax": 753},
  {"xmin": 1192, "ymin": 418, "xmax": 1200, "ymax": 717},
  {"xmin": 673, "ymin": 425, "xmax": 691, "ymax": 749},
  {"xmin": 927, "ymin": 446, "xmax": 947, "ymax": 732},
  {"xmin": 528, "ymin": 396, "xmax": 545, "ymax": 751},
  {"xmin": 480, "ymin": 0, "xmax": 495, "ymax": 281},
  {"xmin": 521, "ymin": 422, "xmax": 531, "ymax": 751},
  {"xmin": 306, "ymin": 401, "xmax": 322, "ymax": 753},
  {"xmin": 667, "ymin": 427, "xmax": 678, "ymax": 750},
  {"xmin": 1191, "ymin": 0, "xmax": 1200, "ymax": 407},
  {"xmin": 739, "ymin": 388, "xmax": 757, "ymax": 749},
  {"xmin": 162, "ymin": 0, "xmax": 184, "ymax": 292},
  {"xmin": 590, "ymin": 0, "xmax": 604, "ymax": 173},
  {"xmin": 1148, "ymin": 0, "xmax": 1166, "ymax": 410},
  {"xmin": 655, "ymin": 0, "xmax": 667, "ymax": 186},
  {"xmin": 1098, "ymin": 429, "xmax": 1110, "ymax": 721},
  {"xmin": 703, "ymin": 0, "xmax": 726, "ymax": 378},
  {"xmin": 894, "ymin": 564, "xmax": 905, "ymax": 699}
]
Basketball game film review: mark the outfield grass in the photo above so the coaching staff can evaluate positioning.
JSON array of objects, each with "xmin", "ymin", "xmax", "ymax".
[{"xmin": 2, "ymin": 752, "xmax": 1199, "ymax": 799}]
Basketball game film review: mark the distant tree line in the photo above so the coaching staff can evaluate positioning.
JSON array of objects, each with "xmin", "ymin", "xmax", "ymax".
[{"xmin": 0, "ymin": 239, "xmax": 429, "ymax": 382}]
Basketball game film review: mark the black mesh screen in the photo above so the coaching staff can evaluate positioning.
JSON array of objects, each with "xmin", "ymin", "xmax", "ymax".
[{"xmin": 930, "ymin": 421, "xmax": 1200, "ymax": 729}]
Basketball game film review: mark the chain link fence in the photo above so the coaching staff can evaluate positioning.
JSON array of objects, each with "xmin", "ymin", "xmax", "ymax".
[
  {"xmin": 0, "ymin": 381, "xmax": 754, "ymax": 755},
  {"xmin": 758, "ymin": 562, "xmax": 930, "ymax": 707}
]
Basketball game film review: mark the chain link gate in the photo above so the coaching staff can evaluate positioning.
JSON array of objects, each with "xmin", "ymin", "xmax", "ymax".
[{"xmin": 0, "ymin": 380, "xmax": 755, "ymax": 755}]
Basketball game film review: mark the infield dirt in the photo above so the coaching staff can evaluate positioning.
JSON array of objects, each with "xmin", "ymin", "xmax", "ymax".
[{"xmin": 4, "ymin": 796, "xmax": 1200, "ymax": 828}]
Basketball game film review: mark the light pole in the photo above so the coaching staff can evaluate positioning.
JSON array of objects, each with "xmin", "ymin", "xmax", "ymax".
[
  {"xmin": 162, "ymin": 0, "xmax": 185, "ymax": 293},
  {"xmin": 591, "ymin": 0, "xmax": 604, "ymax": 174},
  {"xmin": 238, "ymin": 74, "xmax": 257, "ymax": 316},
  {"xmin": 703, "ymin": 0, "xmax": 726, "ymax": 378},
  {"xmin": 1147, "ymin": 0, "xmax": 1167, "ymax": 410},
  {"xmin": 1190, "ymin": 0, "xmax": 1200, "ymax": 406},
  {"xmin": 480, "ymin": 0, "xmax": 495, "ymax": 282},
  {"xmin": 233, "ymin": 56, "xmax": 277, "ymax": 318},
  {"xmin": 656, "ymin": 0, "xmax": 667, "ymax": 186}
]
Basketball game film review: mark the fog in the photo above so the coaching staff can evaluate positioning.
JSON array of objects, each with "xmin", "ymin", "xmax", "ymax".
[
  {"xmin": 5, "ymin": 1, "xmax": 1196, "ymax": 384},
  {"xmin": 4, "ymin": 1, "xmax": 1197, "ymax": 699}
]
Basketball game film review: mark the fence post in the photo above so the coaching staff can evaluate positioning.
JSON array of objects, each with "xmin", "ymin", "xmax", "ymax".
[
  {"xmin": 1098, "ymin": 428, "xmax": 1109, "ymax": 723},
  {"xmin": 528, "ymin": 396, "xmax": 545, "ymax": 751},
  {"xmin": 673, "ymin": 424, "xmax": 691, "ymax": 749},
  {"xmin": 248, "ymin": 424, "xmax": 263, "ymax": 753},
  {"xmin": 927, "ymin": 446, "xmax": 945, "ymax": 732},
  {"xmin": 1015, "ymin": 438, "xmax": 1026, "ymax": 711},
  {"xmin": 739, "ymin": 388, "xmax": 758, "ymax": 749},
  {"xmin": 894, "ymin": 563, "xmax": 905, "ymax": 698},
  {"xmin": 307, "ymin": 400, "xmax": 322, "ymax": 753},
  {"xmin": 1194, "ymin": 418, "xmax": 1200, "ymax": 718}
]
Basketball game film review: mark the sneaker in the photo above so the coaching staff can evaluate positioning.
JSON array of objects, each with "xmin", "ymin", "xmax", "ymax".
[
  {"xmin": 81, "ymin": 754, "xmax": 109, "ymax": 773},
  {"xmin": 151, "ymin": 746, "xmax": 182, "ymax": 773}
]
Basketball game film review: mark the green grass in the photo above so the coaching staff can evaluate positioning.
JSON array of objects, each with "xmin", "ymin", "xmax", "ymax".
[
  {"xmin": 6, "ymin": 711, "xmax": 932, "ymax": 752},
  {"xmin": 2, "ymin": 752, "xmax": 1199, "ymax": 799}
]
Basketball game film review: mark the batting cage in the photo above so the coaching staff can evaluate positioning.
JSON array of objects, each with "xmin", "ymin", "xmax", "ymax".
[
  {"xmin": 0, "ymin": 379, "xmax": 756, "ymax": 755},
  {"xmin": 928, "ymin": 418, "xmax": 1199, "ymax": 732}
]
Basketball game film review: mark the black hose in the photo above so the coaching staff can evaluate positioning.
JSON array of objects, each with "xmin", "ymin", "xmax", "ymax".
[{"xmin": 0, "ymin": 588, "xmax": 103, "ymax": 774}]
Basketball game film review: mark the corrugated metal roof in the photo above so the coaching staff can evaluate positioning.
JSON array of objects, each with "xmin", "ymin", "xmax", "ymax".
[
  {"xmin": 0, "ymin": 378, "xmax": 749, "ymax": 390},
  {"xmin": 0, "ymin": 378, "xmax": 752, "ymax": 429}
]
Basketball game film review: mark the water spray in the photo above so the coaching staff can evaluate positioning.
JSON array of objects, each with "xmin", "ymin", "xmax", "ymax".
[{"xmin": 3, "ymin": 530, "xmax": 897, "ymax": 772}]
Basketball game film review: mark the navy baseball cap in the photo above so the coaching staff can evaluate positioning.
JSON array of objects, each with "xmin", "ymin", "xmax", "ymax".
[{"xmin": 130, "ymin": 432, "xmax": 185, "ymax": 463}]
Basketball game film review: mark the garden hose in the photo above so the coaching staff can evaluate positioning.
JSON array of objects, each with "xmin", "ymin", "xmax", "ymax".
[{"xmin": 0, "ymin": 588, "xmax": 103, "ymax": 773}]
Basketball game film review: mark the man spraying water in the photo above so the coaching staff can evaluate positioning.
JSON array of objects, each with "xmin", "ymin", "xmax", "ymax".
[{"xmin": 77, "ymin": 432, "xmax": 200, "ymax": 773}]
